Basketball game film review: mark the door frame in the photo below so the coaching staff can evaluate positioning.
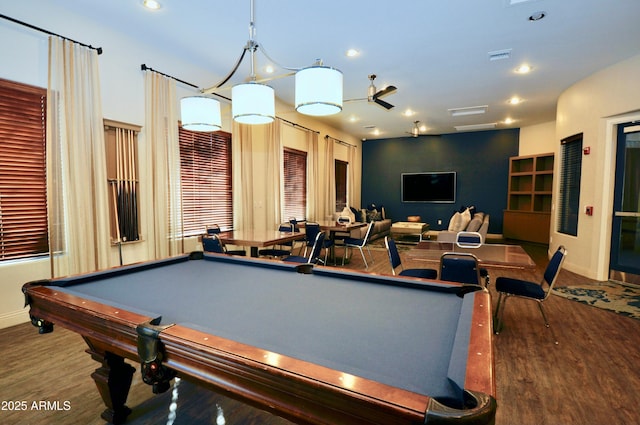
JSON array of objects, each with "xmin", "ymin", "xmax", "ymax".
[{"xmin": 607, "ymin": 115, "xmax": 640, "ymax": 284}]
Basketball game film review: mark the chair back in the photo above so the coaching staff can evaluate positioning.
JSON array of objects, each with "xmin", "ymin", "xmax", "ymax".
[
  {"xmin": 456, "ymin": 231, "xmax": 483, "ymax": 248},
  {"xmin": 202, "ymin": 234, "xmax": 225, "ymax": 253},
  {"xmin": 384, "ymin": 236, "xmax": 402, "ymax": 275},
  {"xmin": 337, "ymin": 215, "xmax": 352, "ymax": 224},
  {"xmin": 362, "ymin": 221, "xmax": 375, "ymax": 244},
  {"xmin": 307, "ymin": 231, "xmax": 326, "ymax": 264},
  {"xmin": 304, "ymin": 222, "xmax": 321, "ymax": 246},
  {"xmin": 288, "ymin": 217, "xmax": 299, "ymax": 232},
  {"xmin": 206, "ymin": 224, "xmax": 221, "ymax": 235},
  {"xmin": 440, "ymin": 252, "xmax": 483, "ymax": 287},
  {"xmin": 542, "ymin": 246, "xmax": 567, "ymax": 296}
]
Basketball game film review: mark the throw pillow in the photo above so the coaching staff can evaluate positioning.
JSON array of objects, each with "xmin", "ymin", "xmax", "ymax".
[
  {"xmin": 458, "ymin": 208, "xmax": 472, "ymax": 231},
  {"xmin": 448, "ymin": 212, "xmax": 461, "ymax": 231}
]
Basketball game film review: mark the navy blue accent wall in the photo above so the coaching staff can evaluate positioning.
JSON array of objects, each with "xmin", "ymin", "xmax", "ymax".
[{"xmin": 361, "ymin": 129, "xmax": 519, "ymax": 234}]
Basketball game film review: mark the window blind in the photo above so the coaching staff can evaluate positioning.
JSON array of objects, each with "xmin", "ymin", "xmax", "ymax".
[
  {"xmin": 557, "ymin": 134, "xmax": 583, "ymax": 236},
  {"xmin": 335, "ymin": 159, "xmax": 348, "ymax": 212},
  {"xmin": 283, "ymin": 148, "xmax": 307, "ymax": 221},
  {"xmin": 0, "ymin": 79, "xmax": 48, "ymax": 260},
  {"xmin": 179, "ymin": 128, "xmax": 233, "ymax": 235}
]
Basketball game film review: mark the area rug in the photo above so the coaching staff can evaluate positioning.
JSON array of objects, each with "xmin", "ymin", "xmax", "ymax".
[{"xmin": 552, "ymin": 282, "xmax": 640, "ymax": 320}]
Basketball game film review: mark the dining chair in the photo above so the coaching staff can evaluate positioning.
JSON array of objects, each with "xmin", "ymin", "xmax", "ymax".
[
  {"xmin": 455, "ymin": 231, "xmax": 483, "ymax": 248},
  {"xmin": 204, "ymin": 224, "xmax": 246, "ymax": 255},
  {"xmin": 385, "ymin": 237, "xmax": 437, "ymax": 279},
  {"xmin": 202, "ymin": 234, "xmax": 224, "ymax": 253},
  {"xmin": 454, "ymin": 231, "xmax": 490, "ymax": 286},
  {"xmin": 206, "ymin": 224, "xmax": 221, "ymax": 235},
  {"xmin": 284, "ymin": 232, "xmax": 326, "ymax": 265},
  {"xmin": 202, "ymin": 234, "xmax": 246, "ymax": 256},
  {"xmin": 439, "ymin": 252, "xmax": 484, "ymax": 290},
  {"xmin": 342, "ymin": 221, "xmax": 375, "ymax": 268},
  {"xmin": 258, "ymin": 222, "xmax": 295, "ymax": 258},
  {"xmin": 493, "ymin": 246, "xmax": 567, "ymax": 342}
]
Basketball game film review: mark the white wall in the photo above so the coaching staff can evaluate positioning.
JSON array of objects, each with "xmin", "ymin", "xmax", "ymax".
[
  {"xmin": 0, "ymin": 2, "xmax": 361, "ymax": 328},
  {"xmin": 519, "ymin": 121, "xmax": 556, "ymax": 157},
  {"xmin": 553, "ymin": 54, "xmax": 640, "ymax": 280}
]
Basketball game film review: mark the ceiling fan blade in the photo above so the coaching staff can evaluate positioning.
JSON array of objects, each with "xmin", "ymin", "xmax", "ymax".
[
  {"xmin": 374, "ymin": 98, "xmax": 395, "ymax": 110},
  {"xmin": 343, "ymin": 97, "xmax": 368, "ymax": 103},
  {"xmin": 374, "ymin": 85, "xmax": 397, "ymax": 99}
]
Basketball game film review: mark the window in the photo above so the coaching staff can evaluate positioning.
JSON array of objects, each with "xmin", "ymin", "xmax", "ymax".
[
  {"xmin": 335, "ymin": 159, "xmax": 347, "ymax": 212},
  {"xmin": 557, "ymin": 133, "xmax": 583, "ymax": 236},
  {"xmin": 283, "ymin": 148, "xmax": 307, "ymax": 221},
  {"xmin": 0, "ymin": 79, "xmax": 48, "ymax": 261},
  {"xmin": 179, "ymin": 128, "xmax": 233, "ymax": 235}
]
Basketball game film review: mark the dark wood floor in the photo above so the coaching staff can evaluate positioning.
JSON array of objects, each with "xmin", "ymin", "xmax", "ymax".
[{"xmin": 2, "ymin": 241, "xmax": 639, "ymax": 425}]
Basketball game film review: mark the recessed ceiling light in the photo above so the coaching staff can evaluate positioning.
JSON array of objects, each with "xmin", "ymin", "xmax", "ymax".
[
  {"xmin": 529, "ymin": 11, "xmax": 546, "ymax": 21},
  {"xmin": 345, "ymin": 49, "xmax": 360, "ymax": 58},
  {"xmin": 508, "ymin": 96, "xmax": 522, "ymax": 105},
  {"xmin": 143, "ymin": 0, "xmax": 162, "ymax": 10},
  {"xmin": 349, "ymin": 115, "xmax": 358, "ymax": 122},
  {"xmin": 403, "ymin": 109, "xmax": 416, "ymax": 117},
  {"xmin": 504, "ymin": 118, "xmax": 515, "ymax": 125},
  {"xmin": 264, "ymin": 65, "xmax": 275, "ymax": 74},
  {"xmin": 515, "ymin": 64, "xmax": 532, "ymax": 74}
]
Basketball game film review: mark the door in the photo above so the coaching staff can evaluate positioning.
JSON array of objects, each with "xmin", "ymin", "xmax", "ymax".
[{"xmin": 610, "ymin": 122, "xmax": 640, "ymax": 281}]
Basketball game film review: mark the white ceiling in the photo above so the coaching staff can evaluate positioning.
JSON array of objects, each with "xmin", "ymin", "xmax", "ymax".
[{"xmin": 55, "ymin": 0, "xmax": 640, "ymax": 139}]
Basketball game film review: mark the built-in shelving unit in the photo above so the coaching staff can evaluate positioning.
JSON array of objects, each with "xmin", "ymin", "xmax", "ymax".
[{"xmin": 503, "ymin": 153, "xmax": 554, "ymax": 244}]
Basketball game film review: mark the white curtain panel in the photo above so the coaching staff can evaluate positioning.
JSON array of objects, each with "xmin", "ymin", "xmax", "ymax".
[
  {"xmin": 143, "ymin": 70, "xmax": 183, "ymax": 259},
  {"xmin": 47, "ymin": 36, "xmax": 110, "ymax": 277}
]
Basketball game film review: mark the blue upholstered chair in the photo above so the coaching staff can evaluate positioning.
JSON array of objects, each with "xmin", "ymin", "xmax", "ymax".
[
  {"xmin": 455, "ymin": 231, "xmax": 483, "ymax": 248},
  {"xmin": 202, "ymin": 234, "xmax": 246, "ymax": 256},
  {"xmin": 494, "ymin": 246, "xmax": 567, "ymax": 341},
  {"xmin": 454, "ymin": 231, "xmax": 490, "ymax": 286},
  {"xmin": 342, "ymin": 221, "xmax": 375, "ymax": 269},
  {"xmin": 258, "ymin": 222, "xmax": 295, "ymax": 258},
  {"xmin": 385, "ymin": 236, "xmax": 437, "ymax": 279},
  {"xmin": 285, "ymin": 231, "xmax": 326, "ymax": 265},
  {"xmin": 204, "ymin": 224, "xmax": 246, "ymax": 256},
  {"xmin": 439, "ymin": 252, "xmax": 484, "ymax": 289},
  {"xmin": 202, "ymin": 234, "xmax": 224, "ymax": 253}
]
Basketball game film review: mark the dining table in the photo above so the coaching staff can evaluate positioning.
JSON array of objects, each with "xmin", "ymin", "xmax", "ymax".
[
  {"xmin": 217, "ymin": 229, "xmax": 305, "ymax": 257},
  {"xmin": 405, "ymin": 241, "xmax": 537, "ymax": 271}
]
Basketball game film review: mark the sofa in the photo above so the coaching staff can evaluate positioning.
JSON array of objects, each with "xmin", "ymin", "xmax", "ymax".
[
  {"xmin": 438, "ymin": 207, "xmax": 490, "ymax": 243},
  {"xmin": 333, "ymin": 204, "xmax": 391, "ymax": 242}
]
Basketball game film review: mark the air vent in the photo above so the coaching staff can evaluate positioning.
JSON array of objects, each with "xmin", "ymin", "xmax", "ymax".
[
  {"xmin": 488, "ymin": 49, "xmax": 512, "ymax": 61},
  {"xmin": 448, "ymin": 105, "xmax": 488, "ymax": 117},
  {"xmin": 455, "ymin": 123, "xmax": 497, "ymax": 132}
]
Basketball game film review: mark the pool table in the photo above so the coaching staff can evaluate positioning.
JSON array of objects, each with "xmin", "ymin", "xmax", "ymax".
[{"xmin": 23, "ymin": 253, "xmax": 496, "ymax": 425}]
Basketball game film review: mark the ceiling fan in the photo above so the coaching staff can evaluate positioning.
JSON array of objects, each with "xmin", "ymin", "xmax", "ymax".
[
  {"xmin": 345, "ymin": 74, "xmax": 397, "ymax": 109},
  {"xmin": 406, "ymin": 121, "xmax": 424, "ymax": 137}
]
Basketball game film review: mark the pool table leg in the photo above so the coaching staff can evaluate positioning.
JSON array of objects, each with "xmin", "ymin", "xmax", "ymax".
[{"xmin": 85, "ymin": 338, "xmax": 135, "ymax": 425}]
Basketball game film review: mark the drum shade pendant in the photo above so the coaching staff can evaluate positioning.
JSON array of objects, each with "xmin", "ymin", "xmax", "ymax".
[
  {"xmin": 180, "ymin": 96, "xmax": 221, "ymax": 132},
  {"xmin": 232, "ymin": 82, "xmax": 275, "ymax": 124},
  {"xmin": 295, "ymin": 64, "xmax": 343, "ymax": 116},
  {"xmin": 189, "ymin": 0, "xmax": 342, "ymax": 127}
]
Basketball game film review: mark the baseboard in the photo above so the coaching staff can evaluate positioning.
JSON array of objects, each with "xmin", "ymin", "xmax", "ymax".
[{"xmin": 0, "ymin": 308, "xmax": 30, "ymax": 330}]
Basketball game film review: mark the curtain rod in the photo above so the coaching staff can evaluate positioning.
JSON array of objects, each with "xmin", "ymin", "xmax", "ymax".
[
  {"xmin": 278, "ymin": 117, "xmax": 319, "ymax": 134},
  {"xmin": 1, "ymin": 13, "xmax": 103, "ymax": 54},
  {"xmin": 140, "ymin": 64, "xmax": 231, "ymax": 102},
  {"xmin": 325, "ymin": 134, "xmax": 356, "ymax": 148}
]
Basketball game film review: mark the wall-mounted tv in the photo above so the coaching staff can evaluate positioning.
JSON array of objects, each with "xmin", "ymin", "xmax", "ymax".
[{"xmin": 401, "ymin": 172, "xmax": 456, "ymax": 203}]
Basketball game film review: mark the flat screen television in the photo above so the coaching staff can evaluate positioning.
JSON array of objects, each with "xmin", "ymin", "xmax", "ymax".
[{"xmin": 401, "ymin": 172, "xmax": 456, "ymax": 203}]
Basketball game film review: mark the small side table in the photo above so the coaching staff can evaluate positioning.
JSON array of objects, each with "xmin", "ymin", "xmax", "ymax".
[{"xmin": 390, "ymin": 222, "xmax": 430, "ymax": 243}]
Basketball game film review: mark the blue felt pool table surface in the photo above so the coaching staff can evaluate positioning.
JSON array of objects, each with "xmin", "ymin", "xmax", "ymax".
[{"xmin": 53, "ymin": 254, "xmax": 473, "ymax": 402}]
